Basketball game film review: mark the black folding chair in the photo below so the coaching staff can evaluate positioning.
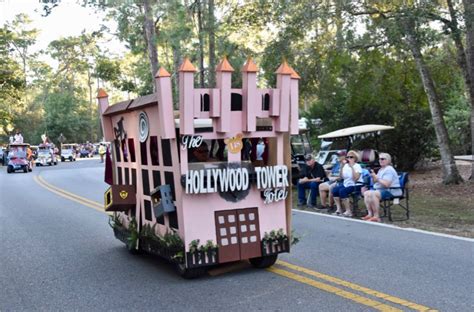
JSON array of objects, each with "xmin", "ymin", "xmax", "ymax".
[{"xmin": 381, "ymin": 172, "xmax": 409, "ymax": 221}]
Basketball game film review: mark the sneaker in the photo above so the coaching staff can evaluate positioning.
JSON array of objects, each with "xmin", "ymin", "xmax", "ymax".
[
  {"xmin": 317, "ymin": 205, "xmax": 328, "ymax": 210},
  {"xmin": 327, "ymin": 206, "xmax": 336, "ymax": 214},
  {"xmin": 307, "ymin": 204, "xmax": 317, "ymax": 210},
  {"xmin": 342, "ymin": 211, "xmax": 353, "ymax": 218},
  {"xmin": 297, "ymin": 202, "xmax": 306, "ymax": 207},
  {"xmin": 332, "ymin": 211, "xmax": 342, "ymax": 216}
]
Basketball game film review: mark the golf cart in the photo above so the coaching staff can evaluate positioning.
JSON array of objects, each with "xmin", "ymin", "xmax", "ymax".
[
  {"xmin": 61, "ymin": 143, "xmax": 77, "ymax": 162},
  {"xmin": 36, "ymin": 143, "xmax": 58, "ymax": 166},
  {"xmin": 290, "ymin": 118, "xmax": 313, "ymax": 183},
  {"xmin": 316, "ymin": 124, "xmax": 394, "ymax": 169},
  {"xmin": 6, "ymin": 143, "xmax": 33, "ymax": 173}
]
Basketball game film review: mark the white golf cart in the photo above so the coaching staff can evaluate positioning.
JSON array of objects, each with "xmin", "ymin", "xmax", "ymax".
[{"xmin": 316, "ymin": 124, "xmax": 394, "ymax": 169}]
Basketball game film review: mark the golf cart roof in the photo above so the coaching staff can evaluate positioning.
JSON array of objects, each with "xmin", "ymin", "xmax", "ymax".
[
  {"xmin": 9, "ymin": 143, "xmax": 30, "ymax": 147},
  {"xmin": 318, "ymin": 125, "xmax": 394, "ymax": 139}
]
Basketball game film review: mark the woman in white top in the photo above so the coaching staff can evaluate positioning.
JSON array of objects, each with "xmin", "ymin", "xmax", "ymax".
[
  {"xmin": 362, "ymin": 153, "xmax": 401, "ymax": 222},
  {"xmin": 331, "ymin": 150, "xmax": 363, "ymax": 217}
]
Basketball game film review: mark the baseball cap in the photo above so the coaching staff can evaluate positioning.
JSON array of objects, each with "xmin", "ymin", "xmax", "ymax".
[
  {"xmin": 305, "ymin": 154, "xmax": 313, "ymax": 161},
  {"xmin": 337, "ymin": 150, "xmax": 346, "ymax": 156}
]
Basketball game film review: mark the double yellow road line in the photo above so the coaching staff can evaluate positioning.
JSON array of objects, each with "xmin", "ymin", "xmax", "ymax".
[
  {"xmin": 269, "ymin": 261, "xmax": 436, "ymax": 311},
  {"xmin": 33, "ymin": 175, "xmax": 105, "ymax": 214},
  {"xmin": 34, "ymin": 174, "xmax": 436, "ymax": 311}
]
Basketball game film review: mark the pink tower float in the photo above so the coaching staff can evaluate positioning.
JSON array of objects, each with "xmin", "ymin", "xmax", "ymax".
[{"xmin": 98, "ymin": 57, "xmax": 300, "ymax": 278}]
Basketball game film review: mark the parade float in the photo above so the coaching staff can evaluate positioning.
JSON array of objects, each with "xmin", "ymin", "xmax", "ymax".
[{"xmin": 98, "ymin": 56, "xmax": 300, "ymax": 278}]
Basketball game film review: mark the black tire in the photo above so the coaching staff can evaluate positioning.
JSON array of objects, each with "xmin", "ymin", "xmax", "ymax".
[
  {"xmin": 7, "ymin": 166, "xmax": 13, "ymax": 173},
  {"xmin": 61, "ymin": 157, "xmax": 65, "ymax": 162},
  {"xmin": 23, "ymin": 166, "xmax": 28, "ymax": 173},
  {"xmin": 249, "ymin": 255, "xmax": 278, "ymax": 269},
  {"xmin": 175, "ymin": 262, "xmax": 207, "ymax": 279},
  {"xmin": 69, "ymin": 156, "xmax": 73, "ymax": 161}
]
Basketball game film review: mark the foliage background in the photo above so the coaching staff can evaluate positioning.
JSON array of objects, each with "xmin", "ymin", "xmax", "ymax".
[{"xmin": 0, "ymin": 0, "xmax": 471, "ymax": 172}]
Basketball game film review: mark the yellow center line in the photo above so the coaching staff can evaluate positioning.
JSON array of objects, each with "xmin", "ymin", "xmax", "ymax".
[
  {"xmin": 276, "ymin": 260, "xmax": 436, "ymax": 312},
  {"xmin": 267, "ymin": 267, "xmax": 402, "ymax": 312},
  {"xmin": 33, "ymin": 175, "xmax": 106, "ymax": 214}
]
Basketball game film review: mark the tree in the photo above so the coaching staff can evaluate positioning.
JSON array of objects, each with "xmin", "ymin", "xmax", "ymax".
[{"xmin": 462, "ymin": 0, "xmax": 474, "ymax": 179}]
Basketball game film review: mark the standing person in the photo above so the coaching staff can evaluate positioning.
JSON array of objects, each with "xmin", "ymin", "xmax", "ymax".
[
  {"xmin": 318, "ymin": 151, "xmax": 346, "ymax": 211},
  {"xmin": 362, "ymin": 153, "xmax": 401, "ymax": 222},
  {"xmin": 297, "ymin": 154, "xmax": 327, "ymax": 209},
  {"xmin": 14, "ymin": 130, "xmax": 23, "ymax": 143},
  {"xmin": 9, "ymin": 133, "xmax": 14, "ymax": 144},
  {"xmin": 331, "ymin": 150, "xmax": 363, "ymax": 217},
  {"xmin": 98, "ymin": 143, "xmax": 106, "ymax": 163}
]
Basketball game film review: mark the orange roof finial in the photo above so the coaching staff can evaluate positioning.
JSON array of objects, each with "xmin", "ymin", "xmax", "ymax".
[
  {"xmin": 275, "ymin": 59, "xmax": 293, "ymax": 75},
  {"xmin": 155, "ymin": 67, "xmax": 171, "ymax": 78},
  {"xmin": 179, "ymin": 57, "xmax": 197, "ymax": 72},
  {"xmin": 216, "ymin": 56, "xmax": 234, "ymax": 72},
  {"xmin": 97, "ymin": 88, "xmax": 108, "ymax": 99},
  {"xmin": 242, "ymin": 57, "xmax": 258, "ymax": 73}
]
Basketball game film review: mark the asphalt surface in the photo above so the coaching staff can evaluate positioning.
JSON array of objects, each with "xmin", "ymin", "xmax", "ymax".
[{"xmin": 1, "ymin": 159, "xmax": 473, "ymax": 311}]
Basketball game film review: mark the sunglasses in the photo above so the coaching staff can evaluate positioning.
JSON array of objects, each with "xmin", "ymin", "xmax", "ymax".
[
  {"xmin": 346, "ymin": 156, "xmax": 355, "ymax": 159},
  {"xmin": 379, "ymin": 158, "xmax": 386, "ymax": 160}
]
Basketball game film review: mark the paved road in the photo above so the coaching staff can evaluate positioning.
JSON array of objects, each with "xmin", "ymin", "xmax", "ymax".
[{"xmin": 1, "ymin": 161, "xmax": 473, "ymax": 311}]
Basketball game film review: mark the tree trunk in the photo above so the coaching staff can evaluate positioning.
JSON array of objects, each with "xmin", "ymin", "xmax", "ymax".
[
  {"xmin": 462, "ymin": 0, "xmax": 474, "ymax": 179},
  {"xmin": 196, "ymin": 0, "xmax": 205, "ymax": 87},
  {"xmin": 208, "ymin": 0, "xmax": 216, "ymax": 87},
  {"xmin": 404, "ymin": 18, "xmax": 463, "ymax": 184},
  {"xmin": 143, "ymin": 0, "xmax": 159, "ymax": 91},
  {"xmin": 172, "ymin": 44, "xmax": 181, "ymax": 108},
  {"xmin": 335, "ymin": 0, "xmax": 344, "ymax": 52}
]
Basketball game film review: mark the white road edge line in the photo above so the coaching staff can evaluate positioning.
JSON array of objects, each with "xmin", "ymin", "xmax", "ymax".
[{"xmin": 292, "ymin": 209, "xmax": 474, "ymax": 242}]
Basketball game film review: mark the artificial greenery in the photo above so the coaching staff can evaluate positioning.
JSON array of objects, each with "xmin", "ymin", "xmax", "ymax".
[
  {"xmin": 262, "ymin": 228, "xmax": 300, "ymax": 247},
  {"xmin": 127, "ymin": 217, "xmax": 138, "ymax": 250},
  {"xmin": 137, "ymin": 224, "xmax": 185, "ymax": 262},
  {"xmin": 188, "ymin": 239, "xmax": 218, "ymax": 253},
  {"xmin": 108, "ymin": 212, "xmax": 123, "ymax": 229}
]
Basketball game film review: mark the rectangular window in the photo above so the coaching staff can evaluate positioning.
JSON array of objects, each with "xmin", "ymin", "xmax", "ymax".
[
  {"xmin": 117, "ymin": 167, "xmax": 123, "ymax": 185},
  {"xmin": 156, "ymin": 214, "xmax": 165, "ymax": 225},
  {"xmin": 231, "ymin": 93, "xmax": 242, "ymax": 111},
  {"xmin": 144, "ymin": 200, "xmax": 152, "ymax": 221},
  {"xmin": 161, "ymin": 139, "xmax": 172, "ymax": 166},
  {"xmin": 131, "ymin": 169, "xmax": 137, "ymax": 186},
  {"xmin": 152, "ymin": 170, "xmax": 161, "ymax": 189},
  {"xmin": 125, "ymin": 168, "xmax": 130, "ymax": 185},
  {"xmin": 121, "ymin": 139, "xmax": 128, "ymax": 162},
  {"xmin": 150, "ymin": 136, "xmax": 159, "ymax": 166},
  {"xmin": 140, "ymin": 141, "xmax": 148, "ymax": 165},
  {"xmin": 142, "ymin": 169, "xmax": 150, "ymax": 196},
  {"xmin": 128, "ymin": 138, "xmax": 136, "ymax": 162},
  {"xmin": 114, "ymin": 140, "xmax": 121, "ymax": 162},
  {"xmin": 168, "ymin": 211, "xmax": 178, "ymax": 229},
  {"xmin": 165, "ymin": 171, "xmax": 175, "ymax": 201}
]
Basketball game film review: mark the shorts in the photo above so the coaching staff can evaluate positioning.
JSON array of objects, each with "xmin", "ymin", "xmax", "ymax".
[
  {"xmin": 332, "ymin": 184, "xmax": 355, "ymax": 199},
  {"xmin": 379, "ymin": 190, "xmax": 394, "ymax": 200}
]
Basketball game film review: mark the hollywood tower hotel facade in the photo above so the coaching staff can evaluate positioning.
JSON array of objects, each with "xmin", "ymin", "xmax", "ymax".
[{"xmin": 98, "ymin": 56, "xmax": 300, "ymax": 272}]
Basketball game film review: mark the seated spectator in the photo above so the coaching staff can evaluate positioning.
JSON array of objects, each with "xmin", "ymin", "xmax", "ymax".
[
  {"xmin": 297, "ymin": 154, "xmax": 327, "ymax": 209},
  {"xmin": 331, "ymin": 150, "xmax": 362, "ymax": 217},
  {"xmin": 362, "ymin": 153, "xmax": 401, "ymax": 222},
  {"xmin": 318, "ymin": 151, "xmax": 346, "ymax": 210}
]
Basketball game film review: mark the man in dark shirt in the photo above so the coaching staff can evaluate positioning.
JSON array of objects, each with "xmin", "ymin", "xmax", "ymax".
[{"xmin": 297, "ymin": 154, "xmax": 327, "ymax": 208}]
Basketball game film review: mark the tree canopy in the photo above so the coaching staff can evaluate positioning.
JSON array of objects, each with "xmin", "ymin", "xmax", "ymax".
[{"xmin": 1, "ymin": 0, "xmax": 472, "ymax": 183}]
